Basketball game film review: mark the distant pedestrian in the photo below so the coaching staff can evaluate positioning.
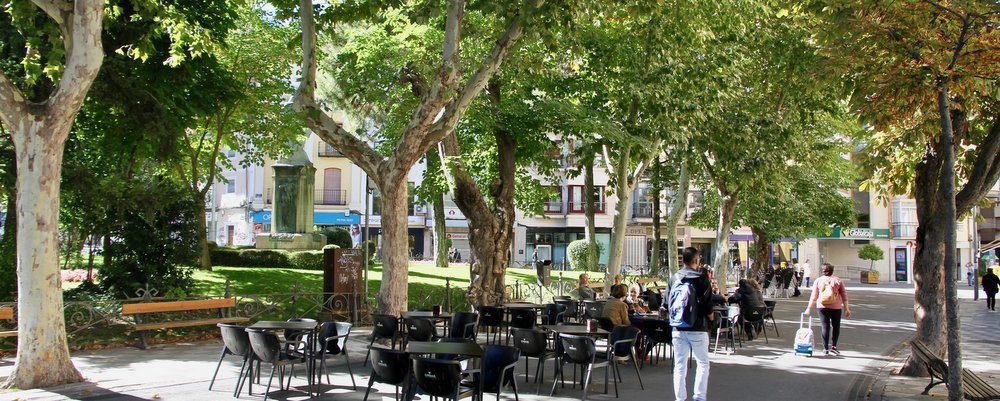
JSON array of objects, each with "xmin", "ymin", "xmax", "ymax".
[
  {"xmin": 668, "ymin": 247, "xmax": 714, "ymax": 401},
  {"xmin": 982, "ymin": 268, "xmax": 999, "ymax": 311},
  {"xmin": 967, "ymin": 262, "xmax": 975, "ymax": 286},
  {"xmin": 802, "ymin": 259, "xmax": 812, "ymax": 287},
  {"xmin": 804, "ymin": 263, "xmax": 851, "ymax": 356}
]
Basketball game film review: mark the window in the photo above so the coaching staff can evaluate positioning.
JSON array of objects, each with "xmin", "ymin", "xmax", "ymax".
[
  {"xmin": 226, "ymin": 149, "xmax": 236, "ymax": 158},
  {"xmin": 408, "ymin": 182, "xmax": 418, "ymax": 215},
  {"xmin": 322, "ymin": 168, "xmax": 344, "ymax": 205},
  {"xmin": 226, "ymin": 181, "xmax": 236, "ymax": 193},
  {"xmin": 319, "ymin": 143, "xmax": 344, "ymax": 157},
  {"xmin": 544, "ymin": 186, "xmax": 563, "ymax": 214},
  {"xmin": 568, "ymin": 185, "xmax": 605, "ymax": 213}
]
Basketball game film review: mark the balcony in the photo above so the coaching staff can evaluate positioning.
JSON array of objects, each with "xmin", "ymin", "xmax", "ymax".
[
  {"xmin": 567, "ymin": 201, "xmax": 606, "ymax": 214},
  {"xmin": 892, "ymin": 222, "xmax": 917, "ymax": 238},
  {"xmin": 265, "ymin": 189, "xmax": 349, "ymax": 206},
  {"xmin": 317, "ymin": 143, "xmax": 345, "ymax": 157},
  {"xmin": 543, "ymin": 201, "xmax": 563, "ymax": 214}
]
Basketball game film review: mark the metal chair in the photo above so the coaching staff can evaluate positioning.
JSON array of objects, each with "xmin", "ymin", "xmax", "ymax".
[
  {"xmin": 741, "ymin": 306, "xmax": 769, "ymax": 344},
  {"xmin": 449, "ymin": 312, "xmax": 479, "ymax": 341},
  {"xmin": 714, "ymin": 306, "xmax": 741, "ymax": 353},
  {"xmin": 245, "ymin": 328, "xmax": 307, "ymax": 401},
  {"xmin": 555, "ymin": 299, "xmax": 580, "ymax": 322},
  {"xmin": 552, "ymin": 334, "xmax": 613, "ymax": 401},
  {"xmin": 506, "ymin": 309, "xmax": 536, "ymax": 345},
  {"xmin": 640, "ymin": 319, "xmax": 673, "ymax": 369},
  {"xmin": 582, "ymin": 301, "xmax": 605, "ymax": 320},
  {"xmin": 603, "ymin": 325, "xmax": 643, "ymax": 390},
  {"xmin": 312, "ymin": 321, "xmax": 357, "ymax": 389},
  {"xmin": 364, "ymin": 314, "xmax": 399, "ymax": 367},
  {"xmin": 763, "ymin": 300, "xmax": 779, "ymax": 337},
  {"xmin": 362, "ymin": 347, "xmax": 410, "ymax": 401},
  {"xmin": 478, "ymin": 306, "xmax": 505, "ymax": 344},
  {"xmin": 403, "ymin": 317, "xmax": 440, "ymax": 348},
  {"xmin": 512, "ymin": 328, "xmax": 556, "ymax": 393},
  {"xmin": 411, "ymin": 356, "xmax": 479, "ymax": 401},
  {"xmin": 541, "ymin": 304, "xmax": 566, "ymax": 325},
  {"xmin": 474, "ymin": 345, "xmax": 521, "ymax": 401},
  {"xmin": 210, "ymin": 323, "xmax": 252, "ymax": 396}
]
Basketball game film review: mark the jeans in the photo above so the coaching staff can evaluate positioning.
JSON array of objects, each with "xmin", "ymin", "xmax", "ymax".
[
  {"xmin": 819, "ymin": 308, "xmax": 843, "ymax": 351},
  {"xmin": 987, "ymin": 291, "xmax": 996, "ymax": 310},
  {"xmin": 672, "ymin": 331, "xmax": 710, "ymax": 401}
]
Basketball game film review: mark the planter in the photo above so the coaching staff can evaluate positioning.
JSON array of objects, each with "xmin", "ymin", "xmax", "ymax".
[{"xmin": 861, "ymin": 270, "xmax": 880, "ymax": 284}]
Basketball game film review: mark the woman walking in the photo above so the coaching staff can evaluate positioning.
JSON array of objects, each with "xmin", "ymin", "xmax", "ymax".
[{"xmin": 804, "ymin": 263, "xmax": 851, "ymax": 355}]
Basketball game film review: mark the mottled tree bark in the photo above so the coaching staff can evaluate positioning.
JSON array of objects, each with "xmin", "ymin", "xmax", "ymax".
[
  {"xmin": 664, "ymin": 155, "xmax": 690, "ymax": 275},
  {"xmin": 649, "ymin": 156, "xmax": 662, "ymax": 274},
  {"xmin": 432, "ymin": 190, "xmax": 448, "ymax": 268},
  {"xmin": 751, "ymin": 226, "xmax": 770, "ymax": 277},
  {"xmin": 712, "ymin": 192, "xmax": 739, "ymax": 290}
]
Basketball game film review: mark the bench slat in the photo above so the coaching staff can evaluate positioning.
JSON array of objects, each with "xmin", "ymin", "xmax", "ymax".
[
  {"xmin": 962, "ymin": 368, "xmax": 1000, "ymax": 399},
  {"xmin": 0, "ymin": 330, "xmax": 16, "ymax": 337},
  {"xmin": 0, "ymin": 308, "xmax": 12, "ymax": 320},
  {"xmin": 122, "ymin": 298, "xmax": 237, "ymax": 315},
  {"xmin": 134, "ymin": 317, "xmax": 248, "ymax": 331}
]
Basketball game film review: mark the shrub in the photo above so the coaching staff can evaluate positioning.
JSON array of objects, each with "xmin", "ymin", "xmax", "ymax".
[
  {"xmin": 567, "ymin": 239, "xmax": 601, "ymax": 271},
  {"xmin": 316, "ymin": 227, "xmax": 352, "ymax": 249},
  {"xmin": 239, "ymin": 249, "xmax": 292, "ymax": 268},
  {"xmin": 322, "ymin": 244, "xmax": 341, "ymax": 250},
  {"xmin": 289, "ymin": 250, "xmax": 324, "ymax": 270},
  {"xmin": 210, "ymin": 249, "xmax": 244, "ymax": 266}
]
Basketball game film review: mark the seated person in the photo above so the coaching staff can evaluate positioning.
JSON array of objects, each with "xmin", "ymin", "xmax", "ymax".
[
  {"xmin": 728, "ymin": 278, "xmax": 766, "ymax": 339},
  {"xmin": 577, "ymin": 273, "xmax": 597, "ymax": 300},
  {"xmin": 602, "ymin": 284, "xmax": 630, "ymax": 326},
  {"xmin": 613, "ymin": 274, "xmax": 624, "ymax": 286},
  {"xmin": 710, "ymin": 280, "xmax": 728, "ymax": 307},
  {"xmin": 626, "ymin": 284, "xmax": 651, "ymax": 313}
]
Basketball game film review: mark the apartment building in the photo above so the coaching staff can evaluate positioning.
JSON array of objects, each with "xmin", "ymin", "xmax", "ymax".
[{"xmin": 206, "ymin": 148, "xmax": 264, "ymax": 247}]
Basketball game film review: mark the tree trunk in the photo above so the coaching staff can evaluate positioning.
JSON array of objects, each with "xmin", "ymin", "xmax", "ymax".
[
  {"xmin": 712, "ymin": 191, "xmax": 739, "ymax": 290},
  {"xmin": 5, "ymin": 120, "xmax": 83, "ymax": 388},
  {"xmin": 900, "ymin": 130, "xmax": 949, "ymax": 376},
  {"xmin": 432, "ymin": 191, "xmax": 448, "ymax": 268},
  {"xmin": 751, "ymin": 226, "xmax": 770, "ymax": 278},
  {"xmin": 935, "ymin": 83, "xmax": 962, "ymax": 401},
  {"xmin": 606, "ymin": 147, "xmax": 632, "ymax": 291},
  {"xmin": 584, "ymin": 159, "xmax": 598, "ymax": 272},
  {"xmin": 196, "ymin": 194, "xmax": 213, "ymax": 271},
  {"xmin": 649, "ymin": 156, "xmax": 662, "ymax": 275},
  {"xmin": 374, "ymin": 175, "xmax": 411, "ymax": 316},
  {"xmin": 664, "ymin": 155, "xmax": 691, "ymax": 275}
]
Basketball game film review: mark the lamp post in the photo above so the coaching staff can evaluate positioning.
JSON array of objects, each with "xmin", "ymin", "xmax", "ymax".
[
  {"xmin": 973, "ymin": 206, "xmax": 980, "ymax": 301},
  {"xmin": 364, "ymin": 176, "xmax": 374, "ymax": 304}
]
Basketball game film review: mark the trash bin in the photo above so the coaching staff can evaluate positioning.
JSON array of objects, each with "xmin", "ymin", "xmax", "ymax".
[{"xmin": 535, "ymin": 259, "xmax": 552, "ymax": 286}]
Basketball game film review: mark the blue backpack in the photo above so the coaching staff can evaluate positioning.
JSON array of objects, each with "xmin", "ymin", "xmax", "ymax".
[{"xmin": 668, "ymin": 276, "xmax": 697, "ymax": 328}]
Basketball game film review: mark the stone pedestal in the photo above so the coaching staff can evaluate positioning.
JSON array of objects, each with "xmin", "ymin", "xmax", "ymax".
[
  {"xmin": 255, "ymin": 233, "xmax": 327, "ymax": 250},
  {"xmin": 256, "ymin": 142, "xmax": 326, "ymax": 251}
]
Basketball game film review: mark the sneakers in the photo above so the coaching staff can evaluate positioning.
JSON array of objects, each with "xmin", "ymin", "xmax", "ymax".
[
  {"xmin": 831, "ymin": 347, "xmax": 841, "ymax": 355},
  {"xmin": 823, "ymin": 349, "xmax": 829, "ymax": 356}
]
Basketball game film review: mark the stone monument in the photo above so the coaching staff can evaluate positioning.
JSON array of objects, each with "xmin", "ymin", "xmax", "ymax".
[{"xmin": 255, "ymin": 143, "xmax": 327, "ymax": 250}]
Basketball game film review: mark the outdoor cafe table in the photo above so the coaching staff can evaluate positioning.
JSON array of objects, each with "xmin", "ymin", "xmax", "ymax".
[
  {"xmin": 249, "ymin": 320, "xmax": 320, "ymax": 397},
  {"xmin": 404, "ymin": 340, "xmax": 485, "ymax": 358}
]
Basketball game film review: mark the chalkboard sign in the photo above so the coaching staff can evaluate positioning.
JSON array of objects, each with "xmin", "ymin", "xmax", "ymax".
[{"xmin": 325, "ymin": 248, "xmax": 363, "ymax": 294}]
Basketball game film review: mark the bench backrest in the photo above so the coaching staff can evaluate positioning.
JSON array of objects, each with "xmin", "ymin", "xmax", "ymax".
[
  {"xmin": 911, "ymin": 340, "xmax": 949, "ymax": 377},
  {"xmin": 122, "ymin": 298, "xmax": 237, "ymax": 315},
  {"xmin": 637, "ymin": 278, "xmax": 660, "ymax": 286},
  {"xmin": 0, "ymin": 307, "xmax": 12, "ymax": 320},
  {"xmin": 587, "ymin": 282, "xmax": 605, "ymax": 289}
]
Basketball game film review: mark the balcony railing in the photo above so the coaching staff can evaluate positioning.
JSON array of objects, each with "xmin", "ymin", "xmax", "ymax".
[
  {"xmin": 317, "ymin": 143, "xmax": 344, "ymax": 157},
  {"xmin": 543, "ymin": 201, "xmax": 563, "ymax": 214},
  {"xmin": 566, "ymin": 201, "xmax": 606, "ymax": 214},
  {"xmin": 892, "ymin": 222, "xmax": 917, "ymax": 238},
  {"xmin": 633, "ymin": 201, "xmax": 670, "ymax": 218},
  {"xmin": 265, "ymin": 189, "xmax": 349, "ymax": 206}
]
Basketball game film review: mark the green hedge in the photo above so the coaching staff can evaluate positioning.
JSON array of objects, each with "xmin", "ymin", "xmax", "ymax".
[{"xmin": 289, "ymin": 250, "xmax": 324, "ymax": 270}]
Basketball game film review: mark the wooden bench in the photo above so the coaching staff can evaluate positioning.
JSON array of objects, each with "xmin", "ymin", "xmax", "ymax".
[
  {"xmin": 122, "ymin": 298, "xmax": 247, "ymax": 349},
  {"xmin": 910, "ymin": 340, "xmax": 1000, "ymax": 401},
  {"xmin": 0, "ymin": 307, "xmax": 15, "ymax": 338},
  {"xmin": 637, "ymin": 278, "xmax": 661, "ymax": 287}
]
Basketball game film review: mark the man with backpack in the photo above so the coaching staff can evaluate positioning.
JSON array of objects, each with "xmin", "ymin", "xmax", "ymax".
[{"xmin": 668, "ymin": 247, "xmax": 715, "ymax": 401}]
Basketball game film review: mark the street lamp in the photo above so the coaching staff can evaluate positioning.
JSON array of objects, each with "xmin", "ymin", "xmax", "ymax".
[{"xmin": 364, "ymin": 175, "xmax": 375, "ymax": 303}]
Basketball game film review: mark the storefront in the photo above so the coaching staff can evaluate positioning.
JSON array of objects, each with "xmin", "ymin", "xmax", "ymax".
[{"xmin": 524, "ymin": 228, "xmax": 611, "ymax": 270}]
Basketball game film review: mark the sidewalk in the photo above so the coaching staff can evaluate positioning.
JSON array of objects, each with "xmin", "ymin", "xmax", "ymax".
[
  {"xmin": 861, "ymin": 282, "xmax": 1000, "ymax": 401},
  {"xmin": 0, "ymin": 281, "xmax": 995, "ymax": 401}
]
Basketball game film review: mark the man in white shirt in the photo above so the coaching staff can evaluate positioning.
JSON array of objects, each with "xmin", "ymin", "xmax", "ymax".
[{"xmin": 802, "ymin": 259, "xmax": 812, "ymax": 287}]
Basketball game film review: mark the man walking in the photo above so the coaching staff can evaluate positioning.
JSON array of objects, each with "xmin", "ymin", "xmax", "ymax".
[{"xmin": 669, "ymin": 247, "xmax": 714, "ymax": 401}]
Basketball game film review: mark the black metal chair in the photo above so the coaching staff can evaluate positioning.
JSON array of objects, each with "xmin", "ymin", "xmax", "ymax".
[
  {"xmin": 596, "ymin": 317, "xmax": 614, "ymax": 333},
  {"xmin": 365, "ymin": 314, "xmax": 400, "ymax": 367},
  {"xmin": 245, "ymin": 328, "xmax": 307, "ymax": 401},
  {"xmin": 541, "ymin": 304, "xmax": 566, "ymax": 325},
  {"xmin": 713, "ymin": 306, "xmax": 742, "ymax": 353},
  {"xmin": 741, "ymin": 306, "xmax": 769, "ymax": 344},
  {"xmin": 555, "ymin": 299, "xmax": 580, "ymax": 322},
  {"xmin": 362, "ymin": 347, "xmax": 410, "ymax": 401},
  {"xmin": 511, "ymin": 328, "xmax": 556, "ymax": 393},
  {"xmin": 640, "ymin": 319, "xmax": 673, "ymax": 369},
  {"xmin": 602, "ymin": 325, "xmax": 643, "ymax": 390},
  {"xmin": 763, "ymin": 300, "xmax": 779, "ymax": 337},
  {"xmin": 506, "ymin": 309, "xmax": 536, "ymax": 344},
  {"xmin": 449, "ymin": 312, "xmax": 479, "ymax": 341},
  {"xmin": 473, "ymin": 345, "xmax": 521, "ymax": 401},
  {"xmin": 478, "ymin": 306, "xmax": 505, "ymax": 344},
  {"xmin": 210, "ymin": 323, "xmax": 253, "ymax": 396},
  {"xmin": 551, "ymin": 334, "xmax": 613, "ymax": 401},
  {"xmin": 582, "ymin": 301, "xmax": 604, "ymax": 319},
  {"xmin": 411, "ymin": 356, "xmax": 479, "ymax": 401},
  {"xmin": 311, "ymin": 321, "xmax": 357, "ymax": 389},
  {"xmin": 283, "ymin": 318, "xmax": 317, "ymax": 350},
  {"xmin": 403, "ymin": 317, "xmax": 440, "ymax": 348}
]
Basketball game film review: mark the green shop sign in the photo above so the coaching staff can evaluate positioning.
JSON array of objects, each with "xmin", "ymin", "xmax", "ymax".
[{"xmin": 819, "ymin": 227, "xmax": 890, "ymax": 239}]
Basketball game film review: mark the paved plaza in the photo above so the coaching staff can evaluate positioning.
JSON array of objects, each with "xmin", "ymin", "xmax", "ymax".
[{"xmin": 0, "ymin": 282, "xmax": 996, "ymax": 401}]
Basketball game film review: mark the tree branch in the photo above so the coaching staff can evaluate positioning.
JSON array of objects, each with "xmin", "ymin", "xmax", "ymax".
[
  {"xmin": 956, "ymin": 117, "xmax": 1000, "ymax": 215},
  {"xmin": 292, "ymin": 0, "xmax": 384, "ymax": 176},
  {"xmin": 0, "ymin": 73, "xmax": 26, "ymax": 130},
  {"xmin": 422, "ymin": 0, "xmax": 544, "ymax": 150},
  {"xmin": 630, "ymin": 140, "xmax": 663, "ymax": 188},
  {"xmin": 48, "ymin": 0, "xmax": 104, "ymax": 121},
  {"xmin": 920, "ymin": 0, "xmax": 966, "ymax": 22},
  {"xmin": 399, "ymin": 63, "xmax": 429, "ymax": 98},
  {"xmin": 31, "ymin": 0, "xmax": 72, "ymax": 50}
]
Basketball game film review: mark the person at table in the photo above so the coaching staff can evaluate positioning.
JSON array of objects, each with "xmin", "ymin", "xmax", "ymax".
[
  {"xmin": 728, "ymin": 278, "xmax": 766, "ymax": 340},
  {"xmin": 577, "ymin": 273, "xmax": 597, "ymax": 300},
  {"xmin": 627, "ymin": 284, "xmax": 650, "ymax": 313},
  {"xmin": 614, "ymin": 274, "xmax": 624, "ymax": 286},
  {"xmin": 603, "ymin": 284, "xmax": 630, "ymax": 326},
  {"xmin": 710, "ymin": 280, "xmax": 728, "ymax": 308}
]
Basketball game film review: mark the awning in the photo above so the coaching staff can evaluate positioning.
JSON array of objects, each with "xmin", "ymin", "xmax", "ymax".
[{"xmin": 251, "ymin": 211, "xmax": 360, "ymax": 225}]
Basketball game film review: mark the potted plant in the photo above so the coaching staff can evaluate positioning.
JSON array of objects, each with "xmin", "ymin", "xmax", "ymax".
[{"xmin": 858, "ymin": 244, "xmax": 884, "ymax": 284}]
